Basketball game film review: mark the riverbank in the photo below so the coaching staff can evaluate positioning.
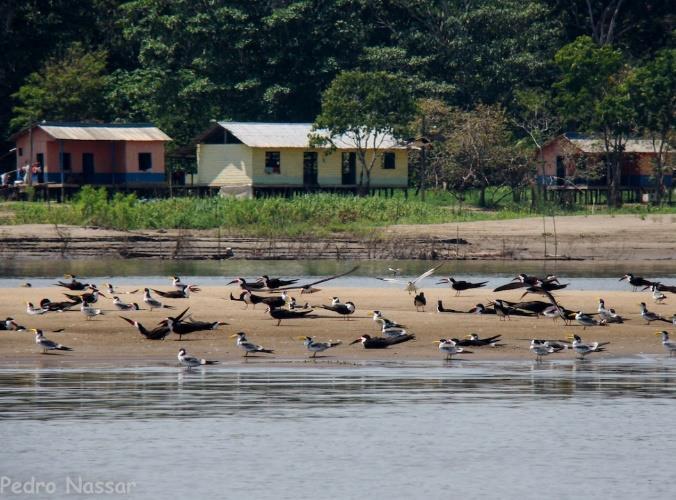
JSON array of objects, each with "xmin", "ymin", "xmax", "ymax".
[
  {"xmin": 1, "ymin": 285, "xmax": 672, "ymax": 366},
  {"xmin": 1, "ymin": 213, "xmax": 675, "ymax": 260}
]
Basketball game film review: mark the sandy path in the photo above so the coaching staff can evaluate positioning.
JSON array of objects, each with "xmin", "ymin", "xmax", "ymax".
[{"xmin": 1, "ymin": 284, "xmax": 674, "ymax": 367}]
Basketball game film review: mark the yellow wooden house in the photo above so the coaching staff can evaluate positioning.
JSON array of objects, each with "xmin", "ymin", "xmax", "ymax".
[{"xmin": 192, "ymin": 122, "xmax": 408, "ymax": 195}]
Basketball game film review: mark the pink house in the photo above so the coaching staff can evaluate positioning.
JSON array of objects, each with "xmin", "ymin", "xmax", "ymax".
[{"xmin": 10, "ymin": 122, "xmax": 171, "ymax": 186}]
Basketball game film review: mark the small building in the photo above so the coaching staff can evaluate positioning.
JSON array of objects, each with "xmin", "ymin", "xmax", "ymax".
[
  {"xmin": 9, "ymin": 122, "xmax": 171, "ymax": 186},
  {"xmin": 539, "ymin": 133, "xmax": 673, "ymax": 188},
  {"xmin": 192, "ymin": 122, "xmax": 408, "ymax": 195}
]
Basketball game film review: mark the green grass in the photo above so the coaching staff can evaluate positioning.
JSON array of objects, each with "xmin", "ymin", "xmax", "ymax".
[{"xmin": 3, "ymin": 186, "xmax": 676, "ymax": 237}]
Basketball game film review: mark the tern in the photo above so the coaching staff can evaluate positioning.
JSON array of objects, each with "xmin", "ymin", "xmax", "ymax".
[
  {"xmin": 529, "ymin": 340, "xmax": 556, "ymax": 362},
  {"xmin": 568, "ymin": 334, "xmax": 608, "ymax": 358},
  {"xmin": 177, "ymin": 348, "xmax": 218, "ymax": 370},
  {"xmin": 376, "ymin": 264, "xmax": 444, "ymax": 294},
  {"xmin": 640, "ymin": 302, "xmax": 670, "ymax": 324},
  {"xmin": 106, "ymin": 283, "xmax": 139, "ymax": 295},
  {"xmin": 113, "ymin": 296, "xmax": 141, "ymax": 311},
  {"xmin": 575, "ymin": 311, "xmax": 605, "ymax": 329},
  {"xmin": 231, "ymin": 332, "xmax": 274, "ymax": 357},
  {"xmin": 656, "ymin": 331, "xmax": 676, "ymax": 357},
  {"xmin": 651, "ymin": 285, "xmax": 667, "ymax": 304},
  {"xmin": 143, "ymin": 288, "xmax": 175, "ymax": 310},
  {"xmin": 80, "ymin": 302, "xmax": 103, "ymax": 320},
  {"xmin": 321, "ymin": 300, "xmax": 355, "ymax": 319},
  {"xmin": 34, "ymin": 329, "xmax": 72, "ymax": 354},
  {"xmin": 297, "ymin": 336, "xmax": 342, "ymax": 358},
  {"xmin": 434, "ymin": 339, "xmax": 471, "ymax": 360},
  {"xmin": 26, "ymin": 302, "xmax": 48, "ymax": 315}
]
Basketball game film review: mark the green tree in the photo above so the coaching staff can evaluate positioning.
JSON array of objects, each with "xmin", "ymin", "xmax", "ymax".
[
  {"xmin": 11, "ymin": 43, "xmax": 109, "ymax": 130},
  {"xmin": 312, "ymin": 70, "xmax": 415, "ymax": 194},
  {"xmin": 553, "ymin": 35, "xmax": 634, "ymax": 207},
  {"xmin": 628, "ymin": 48, "xmax": 675, "ymax": 205}
]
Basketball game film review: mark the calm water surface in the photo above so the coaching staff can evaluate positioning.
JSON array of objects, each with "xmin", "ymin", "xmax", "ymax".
[{"xmin": 2, "ymin": 360, "xmax": 676, "ymax": 499}]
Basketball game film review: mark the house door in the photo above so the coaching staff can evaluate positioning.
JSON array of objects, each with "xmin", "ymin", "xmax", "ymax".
[
  {"xmin": 83, "ymin": 153, "xmax": 95, "ymax": 183},
  {"xmin": 555, "ymin": 156, "xmax": 565, "ymax": 186},
  {"xmin": 303, "ymin": 152, "xmax": 318, "ymax": 186},
  {"xmin": 36, "ymin": 153, "xmax": 44, "ymax": 183},
  {"xmin": 342, "ymin": 152, "xmax": 356, "ymax": 185}
]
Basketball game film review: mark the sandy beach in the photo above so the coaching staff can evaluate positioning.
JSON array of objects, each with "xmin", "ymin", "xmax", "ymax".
[{"xmin": 1, "ymin": 284, "xmax": 673, "ymax": 366}]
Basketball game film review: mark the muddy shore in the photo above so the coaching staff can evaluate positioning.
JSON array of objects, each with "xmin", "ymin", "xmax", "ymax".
[{"xmin": 1, "ymin": 213, "xmax": 675, "ymax": 261}]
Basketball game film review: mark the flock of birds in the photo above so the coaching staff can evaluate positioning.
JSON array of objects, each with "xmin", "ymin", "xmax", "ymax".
[{"xmin": 3, "ymin": 268, "xmax": 676, "ymax": 368}]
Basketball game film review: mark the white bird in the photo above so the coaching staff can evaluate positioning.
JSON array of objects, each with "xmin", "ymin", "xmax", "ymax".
[
  {"xmin": 177, "ymin": 348, "xmax": 218, "ymax": 370},
  {"xmin": 297, "ymin": 336, "xmax": 342, "ymax": 358},
  {"xmin": 569, "ymin": 334, "xmax": 608, "ymax": 358},
  {"xmin": 26, "ymin": 302, "xmax": 48, "ymax": 315},
  {"xmin": 377, "ymin": 264, "xmax": 444, "ymax": 294},
  {"xmin": 597, "ymin": 298, "xmax": 611, "ymax": 317},
  {"xmin": 434, "ymin": 338, "xmax": 471, "ymax": 360},
  {"xmin": 81, "ymin": 302, "xmax": 103, "ymax": 320},
  {"xmin": 530, "ymin": 340, "xmax": 556, "ymax": 362},
  {"xmin": 113, "ymin": 296, "xmax": 140, "ymax": 311},
  {"xmin": 34, "ymin": 329, "xmax": 72, "ymax": 354},
  {"xmin": 230, "ymin": 332, "xmax": 274, "ymax": 357},
  {"xmin": 575, "ymin": 311, "xmax": 605, "ymax": 330},
  {"xmin": 106, "ymin": 283, "xmax": 139, "ymax": 295},
  {"xmin": 656, "ymin": 331, "xmax": 676, "ymax": 357},
  {"xmin": 651, "ymin": 285, "xmax": 667, "ymax": 304},
  {"xmin": 387, "ymin": 267, "xmax": 401, "ymax": 276}
]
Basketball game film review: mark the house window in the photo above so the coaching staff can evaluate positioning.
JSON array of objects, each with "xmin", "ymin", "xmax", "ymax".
[
  {"xmin": 139, "ymin": 153, "xmax": 152, "ymax": 171},
  {"xmin": 60, "ymin": 152, "xmax": 71, "ymax": 171},
  {"xmin": 382, "ymin": 152, "xmax": 396, "ymax": 169},
  {"xmin": 265, "ymin": 151, "xmax": 281, "ymax": 174}
]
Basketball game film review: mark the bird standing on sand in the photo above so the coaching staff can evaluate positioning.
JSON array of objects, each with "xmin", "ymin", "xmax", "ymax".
[
  {"xmin": 414, "ymin": 292, "xmax": 427, "ymax": 312},
  {"xmin": 640, "ymin": 302, "xmax": 670, "ymax": 324},
  {"xmin": 656, "ymin": 331, "xmax": 676, "ymax": 357},
  {"xmin": 177, "ymin": 348, "xmax": 218, "ymax": 370},
  {"xmin": 651, "ymin": 285, "xmax": 667, "ymax": 304},
  {"xmin": 143, "ymin": 288, "xmax": 175, "ymax": 310},
  {"xmin": 568, "ymin": 334, "xmax": 608, "ymax": 359},
  {"xmin": 434, "ymin": 339, "xmax": 471, "ymax": 360},
  {"xmin": 34, "ymin": 329, "xmax": 72, "ymax": 354},
  {"xmin": 620, "ymin": 273, "xmax": 654, "ymax": 292},
  {"xmin": 231, "ymin": 332, "xmax": 274, "ymax": 357},
  {"xmin": 80, "ymin": 302, "xmax": 103, "ymax": 320},
  {"xmin": 297, "ymin": 336, "xmax": 342, "ymax": 358},
  {"xmin": 26, "ymin": 302, "xmax": 48, "ymax": 315},
  {"xmin": 266, "ymin": 305, "xmax": 314, "ymax": 326},
  {"xmin": 113, "ymin": 297, "xmax": 140, "ymax": 311},
  {"xmin": 575, "ymin": 311, "xmax": 605, "ymax": 330}
]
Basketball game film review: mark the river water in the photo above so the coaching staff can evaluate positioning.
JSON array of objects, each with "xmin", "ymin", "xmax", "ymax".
[{"xmin": 2, "ymin": 360, "xmax": 676, "ymax": 499}]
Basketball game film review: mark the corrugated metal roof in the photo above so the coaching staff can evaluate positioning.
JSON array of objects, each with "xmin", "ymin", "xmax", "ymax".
[
  {"xmin": 217, "ymin": 122, "xmax": 405, "ymax": 149},
  {"xmin": 564, "ymin": 134, "xmax": 668, "ymax": 154},
  {"xmin": 36, "ymin": 122, "xmax": 171, "ymax": 141}
]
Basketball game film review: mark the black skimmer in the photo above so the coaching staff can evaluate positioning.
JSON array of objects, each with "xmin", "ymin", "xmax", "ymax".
[
  {"xmin": 455, "ymin": 333, "xmax": 502, "ymax": 347},
  {"xmin": 350, "ymin": 333, "xmax": 415, "ymax": 349},
  {"xmin": 143, "ymin": 288, "xmax": 175, "ymax": 310},
  {"xmin": 1, "ymin": 317, "xmax": 21, "ymax": 331},
  {"xmin": 274, "ymin": 266, "xmax": 360, "ymax": 294},
  {"xmin": 26, "ymin": 302, "xmax": 48, "ymax": 315},
  {"xmin": 226, "ymin": 277, "xmax": 266, "ymax": 291},
  {"xmin": 33, "ymin": 329, "xmax": 72, "ymax": 354},
  {"xmin": 229, "ymin": 290, "xmax": 287, "ymax": 309},
  {"xmin": 120, "ymin": 317, "xmax": 171, "ymax": 340},
  {"xmin": 413, "ymin": 292, "xmax": 427, "ymax": 312},
  {"xmin": 54, "ymin": 275, "xmax": 89, "ymax": 290},
  {"xmin": 231, "ymin": 332, "xmax": 274, "ymax": 357},
  {"xmin": 620, "ymin": 273, "xmax": 654, "ymax": 291},
  {"xmin": 656, "ymin": 331, "xmax": 676, "ymax": 357},
  {"xmin": 436, "ymin": 300, "xmax": 468, "ymax": 314},
  {"xmin": 640, "ymin": 302, "xmax": 671, "ymax": 324},
  {"xmin": 21, "ymin": 282, "xmax": 32, "ymax": 287},
  {"xmin": 377, "ymin": 263, "xmax": 443, "ymax": 294},
  {"xmin": 151, "ymin": 285, "xmax": 199, "ymax": 299},
  {"xmin": 297, "ymin": 336, "xmax": 342, "ymax": 358},
  {"xmin": 258, "ymin": 275, "xmax": 299, "ymax": 290},
  {"xmin": 177, "ymin": 348, "xmax": 218, "ymax": 370},
  {"xmin": 39, "ymin": 297, "xmax": 79, "ymax": 312},
  {"xmin": 321, "ymin": 299, "xmax": 356, "ymax": 319},
  {"xmin": 568, "ymin": 334, "xmax": 608, "ymax": 358},
  {"xmin": 651, "ymin": 285, "xmax": 668, "ymax": 304},
  {"xmin": 266, "ymin": 306, "xmax": 315, "ymax": 326},
  {"xmin": 64, "ymin": 285, "xmax": 105, "ymax": 305},
  {"xmin": 574, "ymin": 311, "xmax": 605, "ymax": 329},
  {"xmin": 165, "ymin": 310, "xmax": 227, "ymax": 341},
  {"xmin": 113, "ymin": 297, "xmax": 141, "ymax": 311},
  {"xmin": 80, "ymin": 302, "xmax": 103, "ymax": 320},
  {"xmin": 436, "ymin": 277, "xmax": 488, "ymax": 296},
  {"xmin": 106, "ymin": 283, "xmax": 139, "ymax": 295},
  {"xmin": 434, "ymin": 339, "xmax": 471, "ymax": 360},
  {"xmin": 651, "ymin": 282, "xmax": 676, "ymax": 294},
  {"xmin": 493, "ymin": 274, "xmax": 565, "ymax": 293},
  {"xmin": 505, "ymin": 300, "xmax": 554, "ymax": 316}
]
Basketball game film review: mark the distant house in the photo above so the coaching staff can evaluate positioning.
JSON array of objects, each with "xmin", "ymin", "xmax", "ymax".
[
  {"xmin": 539, "ymin": 133, "xmax": 673, "ymax": 188},
  {"xmin": 10, "ymin": 122, "xmax": 171, "ymax": 186},
  {"xmin": 192, "ymin": 122, "xmax": 408, "ymax": 195}
]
